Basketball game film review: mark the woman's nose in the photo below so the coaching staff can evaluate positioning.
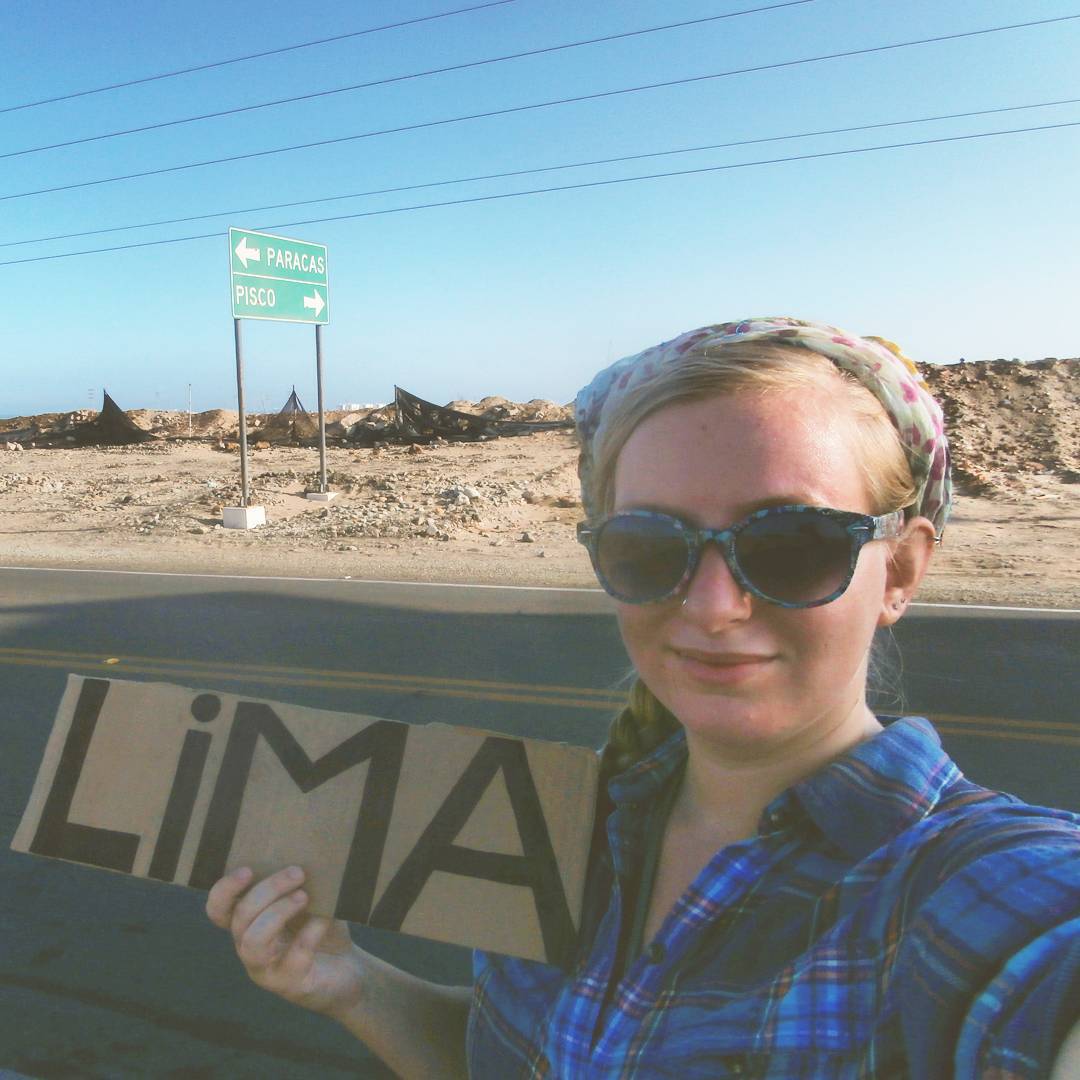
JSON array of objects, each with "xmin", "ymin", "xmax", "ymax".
[{"xmin": 679, "ymin": 543, "xmax": 753, "ymax": 628}]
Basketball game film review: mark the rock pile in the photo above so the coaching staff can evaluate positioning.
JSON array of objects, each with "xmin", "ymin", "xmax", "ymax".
[{"xmin": 256, "ymin": 468, "xmax": 571, "ymax": 547}]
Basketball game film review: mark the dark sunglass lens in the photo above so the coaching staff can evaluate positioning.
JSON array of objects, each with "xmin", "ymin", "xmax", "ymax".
[
  {"xmin": 596, "ymin": 516, "xmax": 689, "ymax": 601},
  {"xmin": 736, "ymin": 512, "xmax": 853, "ymax": 603}
]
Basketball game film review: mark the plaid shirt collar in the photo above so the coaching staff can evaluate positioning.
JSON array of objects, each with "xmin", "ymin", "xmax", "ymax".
[{"xmin": 607, "ymin": 715, "xmax": 961, "ymax": 862}]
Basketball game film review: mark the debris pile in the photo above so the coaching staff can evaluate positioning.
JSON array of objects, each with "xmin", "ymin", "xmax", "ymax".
[
  {"xmin": 3, "ymin": 387, "xmax": 574, "ymax": 451},
  {"xmin": 124, "ymin": 408, "xmax": 239, "ymax": 438},
  {"xmin": 342, "ymin": 388, "xmax": 573, "ymax": 446}
]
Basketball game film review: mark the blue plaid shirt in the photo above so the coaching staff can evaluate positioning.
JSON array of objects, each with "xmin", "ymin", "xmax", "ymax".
[{"xmin": 468, "ymin": 718, "xmax": 1080, "ymax": 1078}]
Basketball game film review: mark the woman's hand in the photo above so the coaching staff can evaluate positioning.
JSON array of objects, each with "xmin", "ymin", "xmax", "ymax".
[
  {"xmin": 207, "ymin": 865, "xmax": 471, "ymax": 1078},
  {"xmin": 205, "ymin": 865, "xmax": 363, "ymax": 1022}
]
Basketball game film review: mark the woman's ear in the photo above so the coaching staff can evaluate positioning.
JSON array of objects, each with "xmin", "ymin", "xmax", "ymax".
[{"xmin": 878, "ymin": 516, "xmax": 937, "ymax": 628}]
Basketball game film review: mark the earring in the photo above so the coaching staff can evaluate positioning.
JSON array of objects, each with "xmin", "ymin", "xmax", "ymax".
[{"xmin": 892, "ymin": 598, "xmax": 906, "ymax": 611}]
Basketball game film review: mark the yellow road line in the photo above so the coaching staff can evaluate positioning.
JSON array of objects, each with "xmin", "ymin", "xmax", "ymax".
[
  {"xmin": 934, "ymin": 725, "xmax": 1080, "ymax": 747},
  {"xmin": 0, "ymin": 648, "xmax": 626, "ymax": 708},
  {"xmin": 0, "ymin": 646, "xmax": 625, "ymax": 700},
  {"xmin": 929, "ymin": 712, "xmax": 1080, "ymax": 734},
  {"xmin": 3, "ymin": 647, "xmax": 1078, "ymax": 745}
]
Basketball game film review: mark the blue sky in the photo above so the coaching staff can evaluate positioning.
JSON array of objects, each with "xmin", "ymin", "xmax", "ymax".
[{"xmin": 2, "ymin": 0, "xmax": 1078, "ymax": 415}]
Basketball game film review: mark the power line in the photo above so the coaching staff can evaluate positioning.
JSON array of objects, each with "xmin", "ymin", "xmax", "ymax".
[
  {"xmin": 0, "ymin": 0, "xmax": 516, "ymax": 115},
  {"xmin": 3, "ymin": 12, "xmax": 1076, "ymax": 204},
  {"xmin": 2, "ymin": 118, "xmax": 1076, "ymax": 268},
  {"xmin": 6, "ymin": 95, "xmax": 1079, "ymax": 249},
  {"xmin": 1, "ymin": 2, "xmax": 814, "ymax": 160}
]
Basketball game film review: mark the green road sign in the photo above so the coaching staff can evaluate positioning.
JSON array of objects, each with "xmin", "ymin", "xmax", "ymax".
[{"xmin": 229, "ymin": 227, "xmax": 329, "ymax": 324}]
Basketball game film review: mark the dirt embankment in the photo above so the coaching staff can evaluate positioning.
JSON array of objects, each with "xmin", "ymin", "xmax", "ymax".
[{"xmin": 918, "ymin": 358, "xmax": 1079, "ymax": 493}]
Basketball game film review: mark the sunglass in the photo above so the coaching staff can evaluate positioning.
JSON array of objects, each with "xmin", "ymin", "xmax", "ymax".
[{"xmin": 577, "ymin": 504, "xmax": 905, "ymax": 608}]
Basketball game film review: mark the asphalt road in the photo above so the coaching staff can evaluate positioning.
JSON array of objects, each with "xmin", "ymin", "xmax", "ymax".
[{"xmin": 2, "ymin": 567, "xmax": 1078, "ymax": 1078}]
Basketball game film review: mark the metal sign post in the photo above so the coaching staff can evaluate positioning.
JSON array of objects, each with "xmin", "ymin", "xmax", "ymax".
[
  {"xmin": 233, "ymin": 318, "xmax": 250, "ymax": 508},
  {"xmin": 315, "ymin": 323, "xmax": 328, "ymax": 494},
  {"xmin": 225, "ymin": 227, "xmax": 332, "ymax": 524}
]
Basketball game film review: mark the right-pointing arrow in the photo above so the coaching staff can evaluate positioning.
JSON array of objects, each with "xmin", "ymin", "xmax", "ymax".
[
  {"xmin": 234, "ymin": 236, "xmax": 261, "ymax": 269},
  {"xmin": 303, "ymin": 289, "xmax": 325, "ymax": 318}
]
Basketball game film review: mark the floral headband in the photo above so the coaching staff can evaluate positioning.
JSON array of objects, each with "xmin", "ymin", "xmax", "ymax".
[{"xmin": 574, "ymin": 316, "xmax": 952, "ymax": 537}]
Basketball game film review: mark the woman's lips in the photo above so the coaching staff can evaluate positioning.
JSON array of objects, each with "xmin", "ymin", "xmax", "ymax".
[{"xmin": 670, "ymin": 648, "xmax": 774, "ymax": 685}]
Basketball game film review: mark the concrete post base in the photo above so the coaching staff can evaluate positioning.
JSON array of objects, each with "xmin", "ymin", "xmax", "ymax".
[
  {"xmin": 304, "ymin": 491, "xmax": 338, "ymax": 502},
  {"xmin": 222, "ymin": 505, "xmax": 266, "ymax": 529}
]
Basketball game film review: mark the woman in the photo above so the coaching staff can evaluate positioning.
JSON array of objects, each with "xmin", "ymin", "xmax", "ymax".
[{"xmin": 206, "ymin": 318, "xmax": 1080, "ymax": 1078}]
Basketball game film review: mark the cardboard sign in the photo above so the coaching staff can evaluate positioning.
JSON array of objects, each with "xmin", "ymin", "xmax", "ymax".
[{"xmin": 13, "ymin": 676, "xmax": 599, "ymax": 966}]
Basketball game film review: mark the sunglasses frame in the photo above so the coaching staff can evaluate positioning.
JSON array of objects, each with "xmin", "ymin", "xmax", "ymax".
[{"xmin": 577, "ymin": 504, "xmax": 906, "ymax": 608}]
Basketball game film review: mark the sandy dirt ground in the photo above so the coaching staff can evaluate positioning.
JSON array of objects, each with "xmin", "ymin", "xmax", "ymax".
[{"xmin": 1, "ymin": 428, "xmax": 1077, "ymax": 608}]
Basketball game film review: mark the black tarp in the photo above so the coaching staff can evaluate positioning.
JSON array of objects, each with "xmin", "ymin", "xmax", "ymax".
[
  {"xmin": 381, "ymin": 386, "xmax": 572, "ymax": 444},
  {"xmin": 278, "ymin": 386, "xmax": 308, "ymax": 415},
  {"xmin": 35, "ymin": 391, "xmax": 158, "ymax": 446},
  {"xmin": 248, "ymin": 387, "xmax": 319, "ymax": 443},
  {"xmin": 393, "ymin": 387, "xmax": 498, "ymax": 441}
]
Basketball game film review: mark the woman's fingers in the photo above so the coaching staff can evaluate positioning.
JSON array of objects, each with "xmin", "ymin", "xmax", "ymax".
[
  {"xmin": 236, "ymin": 889, "xmax": 309, "ymax": 969},
  {"xmin": 206, "ymin": 872, "xmax": 365, "ymax": 1020},
  {"xmin": 205, "ymin": 865, "xmax": 254, "ymax": 928},
  {"xmin": 230, "ymin": 865, "xmax": 305, "ymax": 942},
  {"xmin": 294, "ymin": 915, "xmax": 331, "ymax": 952},
  {"xmin": 277, "ymin": 916, "xmax": 333, "ymax": 980}
]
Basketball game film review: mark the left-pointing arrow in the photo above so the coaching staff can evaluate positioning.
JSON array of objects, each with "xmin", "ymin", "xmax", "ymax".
[
  {"xmin": 235, "ymin": 236, "xmax": 261, "ymax": 269},
  {"xmin": 303, "ymin": 290, "xmax": 326, "ymax": 318}
]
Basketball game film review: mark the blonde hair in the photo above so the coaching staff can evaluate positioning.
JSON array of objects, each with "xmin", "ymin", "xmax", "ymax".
[{"xmin": 588, "ymin": 341, "xmax": 918, "ymax": 778}]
